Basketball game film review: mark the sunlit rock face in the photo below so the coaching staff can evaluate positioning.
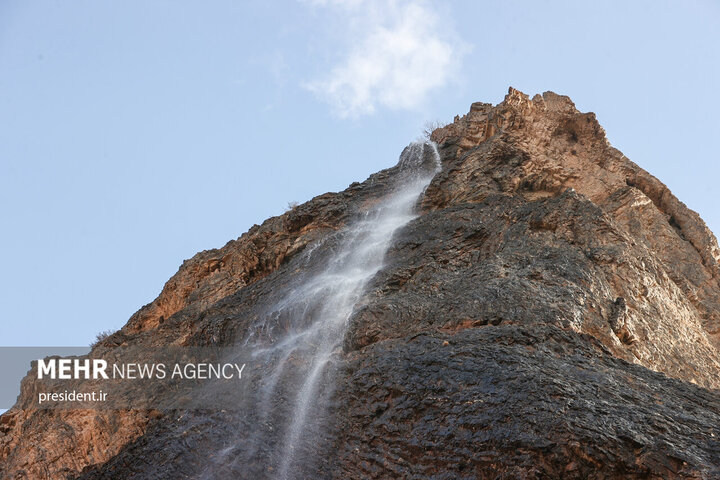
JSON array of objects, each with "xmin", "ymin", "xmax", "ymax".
[{"xmin": 3, "ymin": 88, "xmax": 720, "ymax": 480}]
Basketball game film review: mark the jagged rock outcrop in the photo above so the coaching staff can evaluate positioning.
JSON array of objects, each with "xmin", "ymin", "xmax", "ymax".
[{"xmin": 2, "ymin": 88, "xmax": 720, "ymax": 479}]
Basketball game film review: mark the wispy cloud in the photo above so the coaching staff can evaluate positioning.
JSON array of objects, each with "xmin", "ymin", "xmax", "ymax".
[{"xmin": 304, "ymin": 0, "xmax": 467, "ymax": 118}]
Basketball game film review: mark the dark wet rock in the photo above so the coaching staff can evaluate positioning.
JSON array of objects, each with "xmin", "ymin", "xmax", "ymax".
[{"xmin": 335, "ymin": 326, "xmax": 720, "ymax": 479}]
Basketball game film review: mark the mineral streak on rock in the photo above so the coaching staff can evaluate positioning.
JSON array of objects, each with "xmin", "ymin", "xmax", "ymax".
[{"xmin": 2, "ymin": 88, "xmax": 720, "ymax": 479}]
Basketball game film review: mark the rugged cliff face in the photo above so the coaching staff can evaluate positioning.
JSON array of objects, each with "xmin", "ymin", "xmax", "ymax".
[{"xmin": 2, "ymin": 88, "xmax": 720, "ymax": 479}]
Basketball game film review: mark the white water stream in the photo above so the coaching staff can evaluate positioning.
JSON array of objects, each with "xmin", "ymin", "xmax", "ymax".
[{"xmin": 202, "ymin": 142, "xmax": 440, "ymax": 479}]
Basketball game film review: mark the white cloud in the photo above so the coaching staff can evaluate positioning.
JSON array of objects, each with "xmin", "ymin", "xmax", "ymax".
[{"xmin": 304, "ymin": 0, "xmax": 466, "ymax": 118}]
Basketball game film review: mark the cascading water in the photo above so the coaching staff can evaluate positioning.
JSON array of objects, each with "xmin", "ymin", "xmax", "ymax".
[{"xmin": 201, "ymin": 142, "xmax": 440, "ymax": 480}]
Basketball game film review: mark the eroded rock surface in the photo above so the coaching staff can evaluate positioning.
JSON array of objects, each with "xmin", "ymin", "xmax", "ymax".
[{"xmin": 2, "ymin": 88, "xmax": 720, "ymax": 479}]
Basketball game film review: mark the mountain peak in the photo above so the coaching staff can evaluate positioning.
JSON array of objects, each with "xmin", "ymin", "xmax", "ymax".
[{"xmin": 429, "ymin": 88, "xmax": 718, "ymax": 275}]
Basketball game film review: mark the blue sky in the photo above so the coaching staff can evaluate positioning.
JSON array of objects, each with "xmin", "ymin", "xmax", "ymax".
[{"xmin": 1, "ymin": 0, "xmax": 718, "ymax": 347}]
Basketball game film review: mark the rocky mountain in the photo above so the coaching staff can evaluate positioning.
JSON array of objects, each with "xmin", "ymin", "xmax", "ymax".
[{"xmin": 2, "ymin": 88, "xmax": 720, "ymax": 479}]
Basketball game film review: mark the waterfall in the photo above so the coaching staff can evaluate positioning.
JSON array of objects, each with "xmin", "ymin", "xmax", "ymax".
[{"xmin": 201, "ymin": 142, "xmax": 440, "ymax": 479}]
